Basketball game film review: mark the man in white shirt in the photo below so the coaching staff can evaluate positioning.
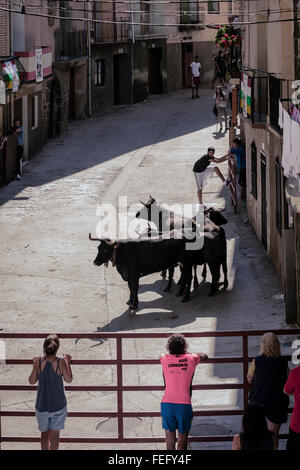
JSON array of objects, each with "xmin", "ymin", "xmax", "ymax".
[{"xmin": 190, "ymin": 56, "xmax": 201, "ymax": 99}]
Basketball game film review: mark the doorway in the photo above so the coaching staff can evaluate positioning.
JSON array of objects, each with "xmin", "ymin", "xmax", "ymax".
[
  {"xmin": 261, "ymin": 153, "xmax": 267, "ymax": 249},
  {"xmin": 182, "ymin": 43, "xmax": 194, "ymax": 88},
  {"xmin": 148, "ymin": 47, "xmax": 162, "ymax": 94},
  {"xmin": 113, "ymin": 53, "xmax": 131, "ymax": 105}
]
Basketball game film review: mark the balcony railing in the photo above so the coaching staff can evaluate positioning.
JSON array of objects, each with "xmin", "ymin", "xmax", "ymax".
[
  {"xmin": 179, "ymin": 5, "xmax": 205, "ymax": 31},
  {"xmin": 55, "ymin": 30, "xmax": 88, "ymax": 61},
  {"xmin": 92, "ymin": 18, "xmax": 130, "ymax": 43}
]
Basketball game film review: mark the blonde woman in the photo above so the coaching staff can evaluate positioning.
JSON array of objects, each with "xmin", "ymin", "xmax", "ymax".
[{"xmin": 247, "ymin": 332, "xmax": 289, "ymax": 450}]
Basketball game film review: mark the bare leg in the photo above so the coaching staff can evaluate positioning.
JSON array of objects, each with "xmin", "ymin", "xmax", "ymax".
[
  {"xmin": 165, "ymin": 430, "xmax": 176, "ymax": 450},
  {"xmin": 197, "ymin": 189, "xmax": 203, "ymax": 204},
  {"xmin": 49, "ymin": 430, "xmax": 60, "ymax": 450},
  {"xmin": 41, "ymin": 430, "xmax": 50, "ymax": 450},
  {"xmin": 268, "ymin": 422, "xmax": 280, "ymax": 450},
  {"xmin": 177, "ymin": 431, "xmax": 189, "ymax": 450},
  {"xmin": 213, "ymin": 167, "xmax": 226, "ymax": 183}
]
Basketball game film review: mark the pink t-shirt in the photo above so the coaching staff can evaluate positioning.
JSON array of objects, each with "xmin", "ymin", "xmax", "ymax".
[
  {"xmin": 284, "ymin": 366, "xmax": 300, "ymax": 434},
  {"xmin": 160, "ymin": 353, "xmax": 201, "ymax": 404}
]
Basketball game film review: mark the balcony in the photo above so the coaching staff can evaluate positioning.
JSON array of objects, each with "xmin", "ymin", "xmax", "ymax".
[
  {"xmin": 92, "ymin": 18, "xmax": 130, "ymax": 43},
  {"xmin": 54, "ymin": 30, "xmax": 88, "ymax": 62},
  {"xmin": 179, "ymin": 6, "xmax": 205, "ymax": 32}
]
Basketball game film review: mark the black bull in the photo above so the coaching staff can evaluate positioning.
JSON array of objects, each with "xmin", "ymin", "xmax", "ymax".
[{"xmin": 90, "ymin": 226, "xmax": 226, "ymax": 311}]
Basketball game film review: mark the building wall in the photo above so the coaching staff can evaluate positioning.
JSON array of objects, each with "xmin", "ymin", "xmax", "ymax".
[{"xmin": 166, "ymin": 43, "xmax": 182, "ymax": 92}]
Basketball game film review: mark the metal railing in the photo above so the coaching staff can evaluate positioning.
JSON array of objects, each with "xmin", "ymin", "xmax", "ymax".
[
  {"xmin": 228, "ymin": 155, "xmax": 237, "ymax": 213},
  {"xmin": 0, "ymin": 329, "xmax": 298, "ymax": 446}
]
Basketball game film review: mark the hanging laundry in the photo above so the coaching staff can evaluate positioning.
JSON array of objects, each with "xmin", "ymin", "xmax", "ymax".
[
  {"xmin": 278, "ymin": 100, "xmax": 284, "ymax": 128},
  {"xmin": 282, "ymin": 110, "xmax": 294, "ymax": 177},
  {"xmin": 291, "ymin": 119, "xmax": 300, "ymax": 175}
]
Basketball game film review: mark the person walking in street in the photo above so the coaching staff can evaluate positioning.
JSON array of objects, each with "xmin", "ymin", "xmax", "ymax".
[
  {"xmin": 247, "ymin": 332, "xmax": 290, "ymax": 450},
  {"xmin": 214, "ymin": 86, "xmax": 228, "ymax": 133},
  {"xmin": 13, "ymin": 118, "xmax": 24, "ymax": 180},
  {"xmin": 229, "ymin": 138, "xmax": 246, "ymax": 200},
  {"xmin": 160, "ymin": 333, "xmax": 208, "ymax": 450},
  {"xmin": 212, "ymin": 51, "xmax": 226, "ymax": 89},
  {"xmin": 193, "ymin": 147, "xmax": 231, "ymax": 205},
  {"xmin": 29, "ymin": 334, "xmax": 73, "ymax": 450},
  {"xmin": 232, "ymin": 404, "xmax": 274, "ymax": 450},
  {"xmin": 284, "ymin": 363, "xmax": 300, "ymax": 450},
  {"xmin": 190, "ymin": 56, "xmax": 201, "ymax": 99}
]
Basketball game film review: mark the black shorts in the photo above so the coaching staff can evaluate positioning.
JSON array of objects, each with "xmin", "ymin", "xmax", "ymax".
[{"xmin": 286, "ymin": 427, "xmax": 300, "ymax": 450}]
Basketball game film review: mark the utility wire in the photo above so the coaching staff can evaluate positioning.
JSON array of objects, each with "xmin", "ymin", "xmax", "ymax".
[{"xmin": 1, "ymin": 4, "xmax": 297, "ymax": 26}]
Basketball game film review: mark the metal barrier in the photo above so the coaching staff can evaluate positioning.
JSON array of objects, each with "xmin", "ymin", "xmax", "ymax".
[
  {"xmin": 228, "ymin": 155, "xmax": 238, "ymax": 213},
  {"xmin": 0, "ymin": 329, "xmax": 298, "ymax": 446}
]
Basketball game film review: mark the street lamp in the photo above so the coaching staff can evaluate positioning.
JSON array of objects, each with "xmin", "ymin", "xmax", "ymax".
[{"xmin": 285, "ymin": 175, "xmax": 300, "ymax": 214}]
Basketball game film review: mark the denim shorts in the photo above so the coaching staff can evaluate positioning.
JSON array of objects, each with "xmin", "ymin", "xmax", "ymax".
[
  {"xmin": 161, "ymin": 402, "xmax": 193, "ymax": 434},
  {"xmin": 35, "ymin": 406, "xmax": 67, "ymax": 432}
]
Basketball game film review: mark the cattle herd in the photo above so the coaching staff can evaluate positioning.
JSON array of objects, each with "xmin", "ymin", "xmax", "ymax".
[{"xmin": 89, "ymin": 196, "xmax": 228, "ymax": 313}]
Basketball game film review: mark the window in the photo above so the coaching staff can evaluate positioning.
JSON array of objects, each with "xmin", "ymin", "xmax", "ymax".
[
  {"xmin": 31, "ymin": 95, "xmax": 38, "ymax": 129},
  {"xmin": 269, "ymin": 76, "xmax": 281, "ymax": 132},
  {"xmin": 94, "ymin": 59, "xmax": 105, "ymax": 86},
  {"xmin": 208, "ymin": 1, "xmax": 219, "ymax": 13},
  {"xmin": 251, "ymin": 141, "xmax": 257, "ymax": 199},
  {"xmin": 275, "ymin": 157, "xmax": 282, "ymax": 235},
  {"xmin": 180, "ymin": 1, "xmax": 200, "ymax": 25}
]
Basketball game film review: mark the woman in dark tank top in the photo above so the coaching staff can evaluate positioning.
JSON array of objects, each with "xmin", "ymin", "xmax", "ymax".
[
  {"xmin": 232, "ymin": 404, "xmax": 274, "ymax": 450},
  {"xmin": 29, "ymin": 334, "xmax": 73, "ymax": 450},
  {"xmin": 247, "ymin": 332, "xmax": 289, "ymax": 450}
]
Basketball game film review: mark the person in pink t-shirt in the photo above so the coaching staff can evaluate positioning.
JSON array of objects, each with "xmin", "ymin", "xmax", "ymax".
[
  {"xmin": 284, "ymin": 365, "xmax": 300, "ymax": 450},
  {"xmin": 160, "ymin": 333, "xmax": 208, "ymax": 450}
]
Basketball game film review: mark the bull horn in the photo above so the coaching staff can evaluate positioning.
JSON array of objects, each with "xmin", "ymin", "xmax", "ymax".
[
  {"xmin": 89, "ymin": 233, "xmax": 101, "ymax": 241},
  {"xmin": 140, "ymin": 200, "xmax": 147, "ymax": 206}
]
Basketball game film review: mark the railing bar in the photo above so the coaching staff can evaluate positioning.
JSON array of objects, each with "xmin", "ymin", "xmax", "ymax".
[
  {"xmin": 0, "ymin": 329, "xmax": 298, "ymax": 339},
  {"xmin": 116, "ymin": 337, "xmax": 123, "ymax": 441},
  {"xmin": 0, "ymin": 384, "xmax": 244, "ymax": 391},
  {"xmin": 243, "ymin": 335, "xmax": 249, "ymax": 410}
]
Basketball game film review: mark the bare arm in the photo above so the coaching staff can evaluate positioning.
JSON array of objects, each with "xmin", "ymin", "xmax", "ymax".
[
  {"xmin": 28, "ymin": 358, "xmax": 40, "ymax": 385},
  {"xmin": 232, "ymin": 434, "xmax": 241, "ymax": 450},
  {"xmin": 61, "ymin": 354, "xmax": 73, "ymax": 383},
  {"xmin": 211, "ymin": 155, "xmax": 229, "ymax": 163},
  {"xmin": 199, "ymin": 353, "xmax": 208, "ymax": 361}
]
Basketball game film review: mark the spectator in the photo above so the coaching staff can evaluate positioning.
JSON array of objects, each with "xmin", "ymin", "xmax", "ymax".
[
  {"xmin": 212, "ymin": 51, "xmax": 226, "ymax": 89},
  {"xmin": 160, "ymin": 333, "xmax": 208, "ymax": 450},
  {"xmin": 28, "ymin": 334, "xmax": 73, "ymax": 450},
  {"xmin": 232, "ymin": 404, "xmax": 274, "ymax": 450},
  {"xmin": 190, "ymin": 56, "xmax": 201, "ymax": 99},
  {"xmin": 229, "ymin": 138, "xmax": 246, "ymax": 200},
  {"xmin": 284, "ymin": 364, "xmax": 300, "ymax": 450},
  {"xmin": 13, "ymin": 118, "xmax": 23, "ymax": 180},
  {"xmin": 193, "ymin": 147, "xmax": 231, "ymax": 205},
  {"xmin": 247, "ymin": 332, "xmax": 289, "ymax": 450},
  {"xmin": 214, "ymin": 86, "xmax": 229, "ymax": 132}
]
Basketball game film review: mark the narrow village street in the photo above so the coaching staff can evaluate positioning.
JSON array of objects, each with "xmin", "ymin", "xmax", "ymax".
[{"xmin": 0, "ymin": 87, "xmax": 297, "ymax": 450}]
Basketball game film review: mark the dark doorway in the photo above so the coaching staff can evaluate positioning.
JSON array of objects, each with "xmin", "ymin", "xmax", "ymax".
[
  {"xmin": 48, "ymin": 79, "xmax": 62, "ymax": 138},
  {"xmin": 182, "ymin": 43, "xmax": 194, "ymax": 88},
  {"xmin": 14, "ymin": 98, "xmax": 22, "ymax": 123},
  {"xmin": 148, "ymin": 47, "xmax": 162, "ymax": 94},
  {"xmin": 114, "ymin": 53, "xmax": 131, "ymax": 105},
  {"xmin": 261, "ymin": 153, "xmax": 267, "ymax": 249},
  {"xmin": 69, "ymin": 69, "xmax": 76, "ymax": 121}
]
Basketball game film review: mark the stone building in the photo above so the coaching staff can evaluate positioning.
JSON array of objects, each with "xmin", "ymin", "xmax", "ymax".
[{"xmin": 238, "ymin": 0, "xmax": 300, "ymax": 325}]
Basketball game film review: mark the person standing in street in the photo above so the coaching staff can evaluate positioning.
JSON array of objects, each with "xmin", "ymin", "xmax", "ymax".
[
  {"xmin": 284, "ymin": 363, "xmax": 300, "ymax": 450},
  {"xmin": 13, "ymin": 118, "xmax": 24, "ymax": 180},
  {"xmin": 29, "ymin": 334, "xmax": 73, "ymax": 450},
  {"xmin": 247, "ymin": 332, "xmax": 290, "ymax": 450},
  {"xmin": 190, "ymin": 56, "xmax": 201, "ymax": 99},
  {"xmin": 214, "ymin": 86, "xmax": 228, "ymax": 132},
  {"xmin": 160, "ymin": 333, "xmax": 208, "ymax": 450},
  {"xmin": 193, "ymin": 147, "xmax": 231, "ymax": 205},
  {"xmin": 229, "ymin": 138, "xmax": 246, "ymax": 200}
]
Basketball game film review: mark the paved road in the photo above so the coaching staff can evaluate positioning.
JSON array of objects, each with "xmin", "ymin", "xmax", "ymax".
[{"xmin": 0, "ymin": 88, "xmax": 296, "ymax": 450}]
